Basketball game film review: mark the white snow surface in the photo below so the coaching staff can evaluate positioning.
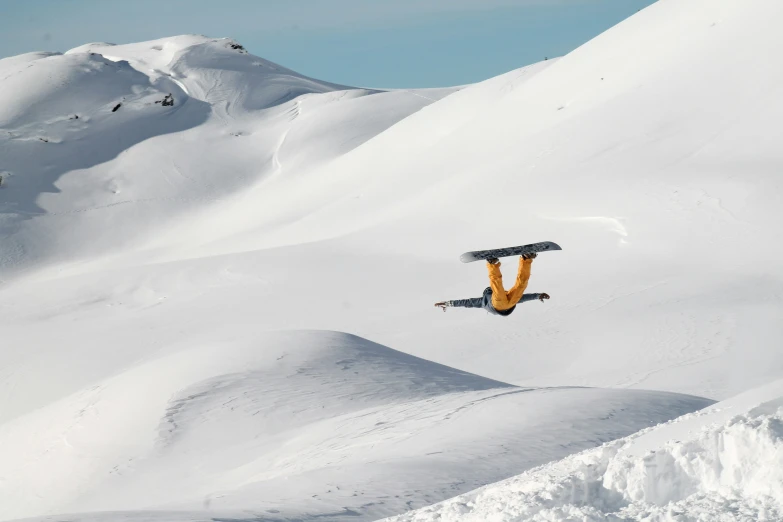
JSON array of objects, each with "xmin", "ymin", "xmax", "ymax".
[
  {"xmin": 386, "ymin": 379, "xmax": 783, "ymax": 522},
  {"xmin": 0, "ymin": 331, "xmax": 709, "ymax": 521},
  {"xmin": 2, "ymin": 0, "xmax": 783, "ymax": 520}
]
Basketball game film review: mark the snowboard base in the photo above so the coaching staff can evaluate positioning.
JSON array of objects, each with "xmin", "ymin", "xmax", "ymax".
[{"xmin": 460, "ymin": 241, "xmax": 562, "ymax": 263}]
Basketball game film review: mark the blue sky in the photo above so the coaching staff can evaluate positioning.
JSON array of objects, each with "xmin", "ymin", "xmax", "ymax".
[{"xmin": 0, "ymin": 0, "xmax": 655, "ymax": 88}]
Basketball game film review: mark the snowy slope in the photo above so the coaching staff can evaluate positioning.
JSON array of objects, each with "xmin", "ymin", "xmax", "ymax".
[
  {"xmin": 212, "ymin": 0, "xmax": 783, "ymax": 399},
  {"xmin": 2, "ymin": 0, "xmax": 783, "ymax": 520},
  {"xmin": 0, "ymin": 32, "xmax": 711, "ymax": 522},
  {"xmin": 4, "ymin": 0, "xmax": 778, "ymax": 400},
  {"xmin": 0, "ymin": 35, "xmax": 454, "ymax": 279},
  {"xmin": 0, "ymin": 331, "xmax": 709, "ymax": 521},
  {"xmin": 385, "ymin": 379, "xmax": 783, "ymax": 522}
]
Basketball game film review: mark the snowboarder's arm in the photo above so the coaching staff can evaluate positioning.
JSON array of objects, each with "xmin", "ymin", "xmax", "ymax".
[
  {"xmin": 447, "ymin": 297, "xmax": 484, "ymax": 308},
  {"xmin": 519, "ymin": 293, "xmax": 550, "ymax": 304}
]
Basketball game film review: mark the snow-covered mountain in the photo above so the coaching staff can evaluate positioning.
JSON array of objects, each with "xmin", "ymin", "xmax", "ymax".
[
  {"xmin": 2, "ymin": 0, "xmax": 783, "ymax": 520},
  {"xmin": 0, "ymin": 35, "xmax": 454, "ymax": 280}
]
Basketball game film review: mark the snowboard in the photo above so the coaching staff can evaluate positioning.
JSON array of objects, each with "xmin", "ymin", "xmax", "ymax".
[{"xmin": 459, "ymin": 241, "xmax": 562, "ymax": 263}]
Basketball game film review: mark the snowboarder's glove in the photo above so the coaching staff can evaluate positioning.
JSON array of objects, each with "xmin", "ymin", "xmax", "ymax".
[{"xmin": 538, "ymin": 293, "xmax": 550, "ymax": 301}]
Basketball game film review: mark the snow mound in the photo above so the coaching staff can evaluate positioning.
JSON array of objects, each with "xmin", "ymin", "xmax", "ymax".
[
  {"xmin": 385, "ymin": 380, "xmax": 783, "ymax": 522},
  {"xmin": 0, "ymin": 330, "xmax": 710, "ymax": 521}
]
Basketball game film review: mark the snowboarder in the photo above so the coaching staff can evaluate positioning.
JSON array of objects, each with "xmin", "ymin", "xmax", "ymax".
[{"xmin": 435, "ymin": 253, "xmax": 550, "ymax": 315}]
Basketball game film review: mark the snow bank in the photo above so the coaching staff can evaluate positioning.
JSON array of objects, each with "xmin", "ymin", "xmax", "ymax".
[{"xmin": 386, "ymin": 380, "xmax": 783, "ymax": 522}]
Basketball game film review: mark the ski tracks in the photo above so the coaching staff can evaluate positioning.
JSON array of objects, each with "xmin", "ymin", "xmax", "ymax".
[{"xmin": 271, "ymin": 100, "xmax": 301, "ymax": 175}]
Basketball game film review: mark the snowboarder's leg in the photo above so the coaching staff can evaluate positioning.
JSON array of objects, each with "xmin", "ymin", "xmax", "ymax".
[
  {"xmin": 506, "ymin": 255, "xmax": 533, "ymax": 305},
  {"xmin": 487, "ymin": 261, "xmax": 513, "ymax": 310}
]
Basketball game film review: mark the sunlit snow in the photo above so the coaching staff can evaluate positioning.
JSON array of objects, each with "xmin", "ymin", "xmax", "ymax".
[{"xmin": 2, "ymin": 0, "xmax": 783, "ymax": 520}]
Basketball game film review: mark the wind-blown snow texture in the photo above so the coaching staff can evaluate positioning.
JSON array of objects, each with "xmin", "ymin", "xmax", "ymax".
[{"xmin": 2, "ymin": 0, "xmax": 783, "ymax": 520}]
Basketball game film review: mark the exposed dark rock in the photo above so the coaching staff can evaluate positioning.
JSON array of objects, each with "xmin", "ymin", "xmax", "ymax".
[{"xmin": 228, "ymin": 42, "xmax": 247, "ymax": 53}]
